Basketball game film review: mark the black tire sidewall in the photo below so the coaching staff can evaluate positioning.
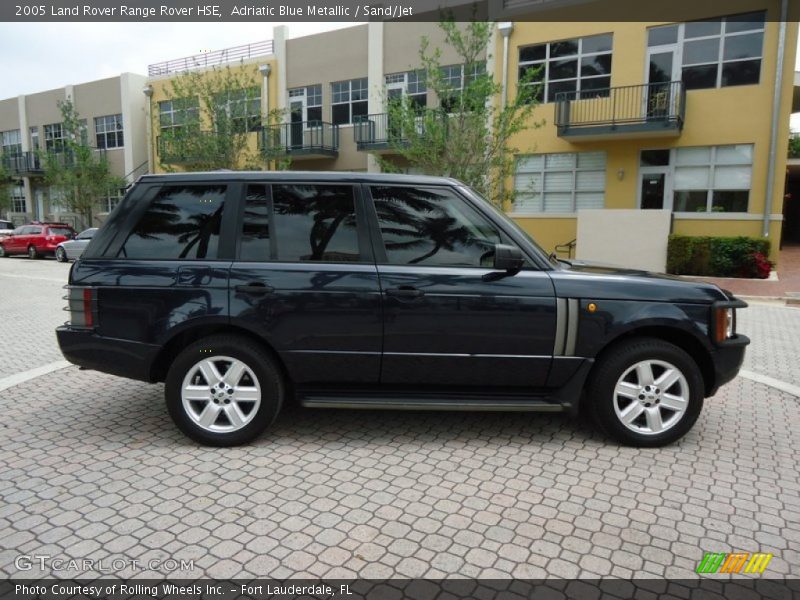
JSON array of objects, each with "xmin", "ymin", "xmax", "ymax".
[
  {"xmin": 56, "ymin": 248, "xmax": 66, "ymax": 262},
  {"xmin": 165, "ymin": 336, "xmax": 283, "ymax": 446},
  {"xmin": 589, "ymin": 338, "xmax": 704, "ymax": 447}
]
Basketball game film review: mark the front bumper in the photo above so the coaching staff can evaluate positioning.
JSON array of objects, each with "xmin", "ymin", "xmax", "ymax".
[
  {"xmin": 708, "ymin": 333, "xmax": 750, "ymax": 396},
  {"xmin": 56, "ymin": 326, "xmax": 161, "ymax": 382}
]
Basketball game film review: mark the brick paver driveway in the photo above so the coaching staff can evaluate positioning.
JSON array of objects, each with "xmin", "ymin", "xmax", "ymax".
[{"xmin": 1, "ymin": 258, "xmax": 798, "ymax": 579}]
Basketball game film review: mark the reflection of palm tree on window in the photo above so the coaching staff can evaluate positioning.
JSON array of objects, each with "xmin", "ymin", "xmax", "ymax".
[{"xmin": 177, "ymin": 206, "xmax": 223, "ymax": 258}]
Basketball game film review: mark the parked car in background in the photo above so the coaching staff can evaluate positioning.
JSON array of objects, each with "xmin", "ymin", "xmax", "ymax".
[
  {"xmin": 56, "ymin": 228, "xmax": 98, "ymax": 262},
  {"xmin": 0, "ymin": 222, "xmax": 76, "ymax": 259},
  {"xmin": 0, "ymin": 220, "xmax": 14, "ymax": 238}
]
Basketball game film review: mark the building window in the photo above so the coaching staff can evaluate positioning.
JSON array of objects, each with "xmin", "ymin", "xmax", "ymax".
[
  {"xmin": 385, "ymin": 71, "xmax": 427, "ymax": 110},
  {"xmin": 101, "ymin": 191, "xmax": 123, "ymax": 213},
  {"xmin": 11, "ymin": 183, "xmax": 26, "ymax": 213},
  {"xmin": 44, "ymin": 123, "xmax": 66, "ymax": 152},
  {"xmin": 331, "ymin": 78, "xmax": 368, "ymax": 125},
  {"xmin": 95, "ymin": 115, "xmax": 124, "ymax": 149},
  {"xmin": 1, "ymin": 130, "xmax": 22, "ymax": 155},
  {"xmin": 648, "ymin": 12, "xmax": 765, "ymax": 90},
  {"xmin": 215, "ymin": 88, "xmax": 261, "ymax": 133},
  {"xmin": 439, "ymin": 63, "xmax": 485, "ymax": 112},
  {"xmin": 514, "ymin": 152, "xmax": 606, "ymax": 213},
  {"xmin": 518, "ymin": 34, "xmax": 613, "ymax": 103},
  {"xmin": 288, "ymin": 84, "xmax": 323, "ymax": 123},
  {"xmin": 674, "ymin": 145, "xmax": 752, "ymax": 212},
  {"xmin": 158, "ymin": 98, "xmax": 200, "ymax": 133}
]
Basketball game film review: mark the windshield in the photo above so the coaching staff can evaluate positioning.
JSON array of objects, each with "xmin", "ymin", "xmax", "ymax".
[
  {"xmin": 78, "ymin": 229, "xmax": 96, "ymax": 240},
  {"xmin": 457, "ymin": 186, "xmax": 558, "ymax": 266},
  {"xmin": 48, "ymin": 227, "xmax": 74, "ymax": 237}
]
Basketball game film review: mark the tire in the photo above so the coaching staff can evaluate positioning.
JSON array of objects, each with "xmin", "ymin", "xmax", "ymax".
[
  {"xmin": 0, "ymin": 244, "xmax": 5, "ymax": 257},
  {"xmin": 165, "ymin": 335, "xmax": 284, "ymax": 446},
  {"xmin": 27, "ymin": 245, "xmax": 40, "ymax": 260},
  {"xmin": 55, "ymin": 247, "xmax": 68, "ymax": 262},
  {"xmin": 586, "ymin": 337, "xmax": 704, "ymax": 447}
]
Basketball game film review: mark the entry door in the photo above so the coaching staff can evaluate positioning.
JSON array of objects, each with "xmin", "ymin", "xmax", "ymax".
[
  {"xmin": 366, "ymin": 184, "xmax": 557, "ymax": 389},
  {"xmin": 639, "ymin": 168, "xmax": 670, "ymax": 210},
  {"xmin": 289, "ymin": 100, "xmax": 304, "ymax": 149}
]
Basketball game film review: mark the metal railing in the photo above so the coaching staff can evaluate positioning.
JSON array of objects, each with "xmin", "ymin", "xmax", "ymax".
[
  {"xmin": 353, "ymin": 113, "xmax": 421, "ymax": 149},
  {"xmin": 554, "ymin": 81, "xmax": 686, "ymax": 132},
  {"xmin": 261, "ymin": 121, "xmax": 339, "ymax": 156},
  {"xmin": 1, "ymin": 151, "xmax": 43, "ymax": 175},
  {"xmin": 148, "ymin": 40, "xmax": 275, "ymax": 77}
]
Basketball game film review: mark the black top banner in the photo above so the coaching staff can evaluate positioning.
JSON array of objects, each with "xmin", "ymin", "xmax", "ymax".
[{"xmin": 0, "ymin": 0, "xmax": 794, "ymax": 22}]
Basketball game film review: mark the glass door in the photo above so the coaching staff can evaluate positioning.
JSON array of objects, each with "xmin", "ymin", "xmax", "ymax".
[
  {"xmin": 289, "ymin": 99, "xmax": 304, "ymax": 149},
  {"xmin": 639, "ymin": 169, "xmax": 669, "ymax": 210}
]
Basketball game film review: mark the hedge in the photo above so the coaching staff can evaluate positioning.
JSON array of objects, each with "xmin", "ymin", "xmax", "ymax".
[{"xmin": 666, "ymin": 235, "xmax": 771, "ymax": 278}]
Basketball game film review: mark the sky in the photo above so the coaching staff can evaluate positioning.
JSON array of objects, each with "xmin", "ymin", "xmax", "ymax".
[{"xmin": 0, "ymin": 21, "xmax": 799, "ymax": 130}]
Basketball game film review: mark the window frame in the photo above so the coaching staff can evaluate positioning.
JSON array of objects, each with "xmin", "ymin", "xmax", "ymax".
[
  {"xmin": 158, "ymin": 97, "xmax": 200, "ymax": 134},
  {"xmin": 330, "ymin": 78, "xmax": 369, "ymax": 125},
  {"xmin": 384, "ymin": 70, "xmax": 428, "ymax": 110},
  {"xmin": 44, "ymin": 123, "xmax": 66, "ymax": 152},
  {"xmin": 1, "ymin": 129, "xmax": 22, "ymax": 155},
  {"xmin": 214, "ymin": 87, "xmax": 262, "ymax": 133},
  {"xmin": 94, "ymin": 114, "xmax": 124, "ymax": 149},
  {"xmin": 517, "ymin": 33, "xmax": 613, "ymax": 104},
  {"xmin": 11, "ymin": 182, "xmax": 26, "ymax": 213}
]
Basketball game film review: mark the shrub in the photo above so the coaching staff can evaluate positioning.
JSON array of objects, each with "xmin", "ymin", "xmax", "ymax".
[{"xmin": 667, "ymin": 235, "xmax": 771, "ymax": 278}]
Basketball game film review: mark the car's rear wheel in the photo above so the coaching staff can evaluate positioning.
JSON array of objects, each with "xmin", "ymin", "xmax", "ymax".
[
  {"xmin": 55, "ymin": 247, "xmax": 68, "ymax": 262},
  {"xmin": 0, "ymin": 245, "xmax": 6, "ymax": 257},
  {"xmin": 165, "ymin": 335, "xmax": 284, "ymax": 446},
  {"xmin": 587, "ymin": 337, "xmax": 704, "ymax": 447},
  {"xmin": 27, "ymin": 245, "xmax": 40, "ymax": 259}
]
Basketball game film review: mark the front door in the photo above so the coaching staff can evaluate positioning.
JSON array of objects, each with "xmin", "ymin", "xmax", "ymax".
[
  {"xmin": 289, "ymin": 100, "xmax": 304, "ymax": 149},
  {"xmin": 365, "ymin": 184, "xmax": 556, "ymax": 389},
  {"xmin": 229, "ymin": 183, "xmax": 382, "ymax": 385},
  {"xmin": 639, "ymin": 170, "xmax": 668, "ymax": 210}
]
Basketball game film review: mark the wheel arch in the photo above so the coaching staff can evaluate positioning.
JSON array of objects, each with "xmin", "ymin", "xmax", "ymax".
[
  {"xmin": 592, "ymin": 325, "xmax": 716, "ymax": 396},
  {"xmin": 149, "ymin": 323, "xmax": 292, "ymax": 389}
]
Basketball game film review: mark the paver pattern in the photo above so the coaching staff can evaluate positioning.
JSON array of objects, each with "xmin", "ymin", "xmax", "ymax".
[{"xmin": 0, "ymin": 258, "xmax": 798, "ymax": 579}]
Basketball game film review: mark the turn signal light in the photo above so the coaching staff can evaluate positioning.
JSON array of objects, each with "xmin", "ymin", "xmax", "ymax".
[{"xmin": 714, "ymin": 307, "xmax": 734, "ymax": 343}]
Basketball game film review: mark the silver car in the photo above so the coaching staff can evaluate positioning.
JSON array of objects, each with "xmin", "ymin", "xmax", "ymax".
[{"xmin": 55, "ymin": 228, "xmax": 97, "ymax": 262}]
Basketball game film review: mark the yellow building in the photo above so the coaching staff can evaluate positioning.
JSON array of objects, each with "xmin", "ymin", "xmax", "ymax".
[{"xmin": 496, "ymin": 0, "xmax": 799, "ymax": 266}]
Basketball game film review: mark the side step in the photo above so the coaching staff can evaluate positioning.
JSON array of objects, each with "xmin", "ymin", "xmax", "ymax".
[{"xmin": 299, "ymin": 395, "xmax": 565, "ymax": 412}]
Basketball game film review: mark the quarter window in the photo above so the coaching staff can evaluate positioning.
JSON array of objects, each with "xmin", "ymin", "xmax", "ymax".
[
  {"xmin": 331, "ymin": 78, "xmax": 368, "ymax": 125},
  {"xmin": 514, "ymin": 152, "xmax": 606, "ymax": 213},
  {"xmin": 518, "ymin": 34, "xmax": 613, "ymax": 103},
  {"xmin": 120, "ymin": 185, "xmax": 226, "ymax": 259},
  {"xmin": 94, "ymin": 114, "xmax": 124, "ymax": 149},
  {"xmin": 272, "ymin": 184, "xmax": 360, "ymax": 262},
  {"xmin": 371, "ymin": 186, "xmax": 502, "ymax": 268}
]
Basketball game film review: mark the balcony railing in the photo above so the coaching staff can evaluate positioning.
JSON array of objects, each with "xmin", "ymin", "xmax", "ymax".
[
  {"xmin": 261, "ymin": 121, "xmax": 339, "ymax": 159},
  {"xmin": 554, "ymin": 81, "xmax": 686, "ymax": 140},
  {"xmin": 1, "ymin": 151, "xmax": 43, "ymax": 176},
  {"xmin": 148, "ymin": 40, "xmax": 274, "ymax": 77}
]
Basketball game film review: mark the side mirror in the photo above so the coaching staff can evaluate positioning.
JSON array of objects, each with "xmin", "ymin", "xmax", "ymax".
[{"xmin": 493, "ymin": 244, "xmax": 525, "ymax": 272}]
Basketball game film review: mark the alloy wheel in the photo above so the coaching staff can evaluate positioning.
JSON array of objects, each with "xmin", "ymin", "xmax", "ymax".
[{"xmin": 612, "ymin": 359, "xmax": 689, "ymax": 435}]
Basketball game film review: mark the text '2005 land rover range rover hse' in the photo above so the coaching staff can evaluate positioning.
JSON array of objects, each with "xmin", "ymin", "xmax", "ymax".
[{"xmin": 56, "ymin": 172, "xmax": 749, "ymax": 447}]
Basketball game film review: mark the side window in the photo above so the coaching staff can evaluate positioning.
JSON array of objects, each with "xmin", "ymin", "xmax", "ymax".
[
  {"xmin": 371, "ymin": 186, "xmax": 502, "ymax": 267},
  {"xmin": 120, "ymin": 185, "xmax": 226, "ymax": 260},
  {"xmin": 29, "ymin": 227, "xmax": 42, "ymax": 235},
  {"xmin": 272, "ymin": 184, "xmax": 360, "ymax": 262},
  {"xmin": 240, "ymin": 185, "xmax": 271, "ymax": 261}
]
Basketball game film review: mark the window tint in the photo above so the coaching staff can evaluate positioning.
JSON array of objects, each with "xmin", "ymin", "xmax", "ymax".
[
  {"xmin": 121, "ymin": 185, "xmax": 226, "ymax": 259},
  {"xmin": 240, "ymin": 185, "xmax": 270, "ymax": 261},
  {"xmin": 272, "ymin": 184, "xmax": 360, "ymax": 262},
  {"xmin": 371, "ymin": 186, "xmax": 502, "ymax": 267},
  {"xmin": 48, "ymin": 227, "xmax": 73, "ymax": 237}
]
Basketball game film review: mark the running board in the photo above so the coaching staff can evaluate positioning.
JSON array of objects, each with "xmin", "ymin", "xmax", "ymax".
[{"xmin": 299, "ymin": 396, "xmax": 565, "ymax": 412}]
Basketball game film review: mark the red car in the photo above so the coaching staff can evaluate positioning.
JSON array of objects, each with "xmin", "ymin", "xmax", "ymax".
[{"xmin": 0, "ymin": 222, "xmax": 77, "ymax": 259}]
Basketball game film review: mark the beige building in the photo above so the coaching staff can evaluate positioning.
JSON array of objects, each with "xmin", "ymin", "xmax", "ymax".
[{"xmin": 0, "ymin": 73, "xmax": 149, "ymax": 227}]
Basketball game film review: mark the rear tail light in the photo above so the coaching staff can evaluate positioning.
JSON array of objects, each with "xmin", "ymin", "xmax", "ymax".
[{"xmin": 63, "ymin": 286, "xmax": 96, "ymax": 329}]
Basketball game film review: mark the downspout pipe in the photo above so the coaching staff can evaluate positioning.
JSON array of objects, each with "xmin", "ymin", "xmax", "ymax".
[
  {"xmin": 763, "ymin": 0, "xmax": 788, "ymax": 238},
  {"xmin": 498, "ymin": 22, "xmax": 514, "ymax": 107}
]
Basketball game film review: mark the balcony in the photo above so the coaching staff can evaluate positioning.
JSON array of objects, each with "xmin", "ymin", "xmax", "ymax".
[
  {"xmin": 354, "ymin": 113, "xmax": 412, "ymax": 152},
  {"xmin": 1, "ymin": 151, "xmax": 43, "ymax": 177},
  {"xmin": 148, "ymin": 40, "xmax": 274, "ymax": 77},
  {"xmin": 261, "ymin": 121, "xmax": 339, "ymax": 160},
  {"xmin": 555, "ymin": 81, "xmax": 686, "ymax": 141}
]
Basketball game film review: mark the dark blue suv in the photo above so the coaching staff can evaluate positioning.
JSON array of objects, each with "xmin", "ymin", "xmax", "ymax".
[{"xmin": 57, "ymin": 172, "xmax": 748, "ymax": 447}]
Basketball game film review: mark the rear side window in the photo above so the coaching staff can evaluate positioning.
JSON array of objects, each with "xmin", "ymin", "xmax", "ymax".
[
  {"xmin": 240, "ymin": 185, "xmax": 271, "ymax": 261},
  {"xmin": 48, "ymin": 227, "xmax": 74, "ymax": 237},
  {"xmin": 271, "ymin": 184, "xmax": 360, "ymax": 262},
  {"xmin": 370, "ymin": 185, "xmax": 502, "ymax": 267},
  {"xmin": 120, "ymin": 185, "xmax": 226, "ymax": 260}
]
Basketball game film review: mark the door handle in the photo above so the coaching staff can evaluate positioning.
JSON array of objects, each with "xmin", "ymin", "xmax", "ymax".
[
  {"xmin": 386, "ymin": 286, "xmax": 424, "ymax": 299},
  {"xmin": 235, "ymin": 283, "xmax": 275, "ymax": 295}
]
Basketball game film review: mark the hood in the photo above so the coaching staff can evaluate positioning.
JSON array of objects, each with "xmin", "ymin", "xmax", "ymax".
[{"xmin": 549, "ymin": 259, "xmax": 728, "ymax": 304}]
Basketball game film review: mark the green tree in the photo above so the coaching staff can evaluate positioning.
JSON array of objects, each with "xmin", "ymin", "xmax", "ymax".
[
  {"xmin": 41, "ymin": 99, "xmax": 124, "ymax": 228},
  {"xmin": 160, "ymin": 65, "xmax": 277, "ymax": 171},
  {"xmin": 377, "ymin": 18, "xmax": 542, "ymax": 208}
]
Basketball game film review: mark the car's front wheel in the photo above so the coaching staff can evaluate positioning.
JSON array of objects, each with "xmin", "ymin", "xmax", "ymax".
[
  {"xmin": 587, "ymin": 337, "xmax": 704, "ymax": 447},
  {"xmin": 0, "ymin": 245, "xmax": 6, "ymax": 257},
  {"xmin": 55, "ymin": 247, "xmax": 68, "ymax": 262},
  {"xmin": 165, "ymin": 335, "xmax": 284, "ymax": 446}
]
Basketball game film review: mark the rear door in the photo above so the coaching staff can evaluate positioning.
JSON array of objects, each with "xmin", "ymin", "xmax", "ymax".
[
  {"xmin": 365, "ymin": 184, "xmax": 557, "ymax": 388},
  {"xmin": 229, "ymin": 182, "xmax": 382, "ymax": 385}
]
